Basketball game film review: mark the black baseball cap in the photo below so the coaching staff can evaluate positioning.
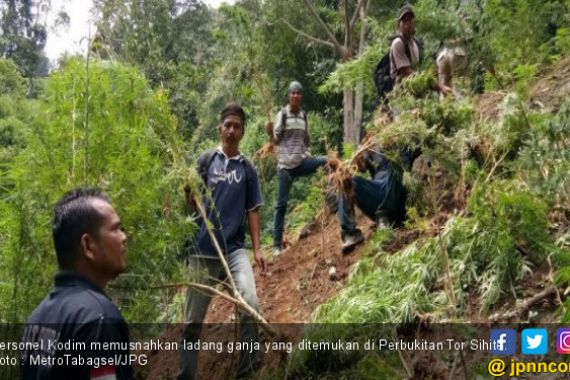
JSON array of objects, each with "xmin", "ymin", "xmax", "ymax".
[{"xmin": 397, "ymin": 5, "xmax": 415, "ymax": 20}]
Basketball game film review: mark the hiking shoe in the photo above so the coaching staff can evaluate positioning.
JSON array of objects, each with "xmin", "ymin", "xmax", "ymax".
[
  {"xmin": 341, "ymin": 231, "xmax": 364, "ymax": 255},
  {"xmin": 376, "ymin": 216, "xmax": 391, "ymax": 230},
  {"xmin": 273, "ymin": 247, "xmax": 282, "ymax": 257}
]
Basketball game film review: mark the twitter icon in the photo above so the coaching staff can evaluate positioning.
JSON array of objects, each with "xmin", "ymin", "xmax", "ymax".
[{"xmin": 522, "ymin": 328, "xmax": 548, "ymax": 354}]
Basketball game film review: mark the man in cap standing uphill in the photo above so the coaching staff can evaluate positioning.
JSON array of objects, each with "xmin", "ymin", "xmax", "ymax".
[
  {"xmin": 390, "ymin": 5, "xmax": 451, "ymax": 94},
  {"xmin": 266, "ymin": 81, "xmax": 328, "ymax": 257}
]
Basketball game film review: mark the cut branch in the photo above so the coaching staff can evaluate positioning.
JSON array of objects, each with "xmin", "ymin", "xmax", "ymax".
[
  {"xmin": 491, "ymin": 286, "xmax": 561, "ymax": 321},
  {"xmin": 517, "ymin": 287, "xmax": 558, "ymax": 316},
  {"xmin": 393, "ymin": 329, "xmax": 413, "ymax": 378}
]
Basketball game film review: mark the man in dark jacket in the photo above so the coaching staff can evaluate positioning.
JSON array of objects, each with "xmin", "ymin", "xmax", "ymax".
[
  {"xmin": 21, "ymin": 188, "xmax": 132, "ymax": 380},
  {"xmin": 338, "ymin": 145, "xmax": 420, "ymax": 254}
]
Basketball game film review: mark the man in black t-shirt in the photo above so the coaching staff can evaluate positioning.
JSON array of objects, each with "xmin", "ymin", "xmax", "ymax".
[{"xmin": 21, "ymin": 188, "xmax": 132, "ymax": 380}]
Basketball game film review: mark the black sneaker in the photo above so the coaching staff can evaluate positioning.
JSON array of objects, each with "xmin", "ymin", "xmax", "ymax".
[{"xmin": 341, "ymin": 230, "xmax": 364, "ymax": 254}]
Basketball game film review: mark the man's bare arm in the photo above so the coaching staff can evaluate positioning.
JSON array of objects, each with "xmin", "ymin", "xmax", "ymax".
[{"xmin": 247, "ymin": 208, "xmax": 266, "ymax": 273}]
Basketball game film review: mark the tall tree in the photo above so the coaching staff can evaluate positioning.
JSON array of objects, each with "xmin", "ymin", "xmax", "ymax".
[
  {"xmin": 278, "ymin": 0, "xmax": 370, "ymax": 145},
  {"xmin": 0, "ymin": 0, "xmax": 48, "ymax": 79},
  {"xmin": 91, "ymin": 0, "xmax": 215, "ymax": 137}
]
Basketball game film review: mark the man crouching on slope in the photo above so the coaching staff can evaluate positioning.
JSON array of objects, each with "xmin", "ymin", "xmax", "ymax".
[{"xmin": 179, "ymin": 103, "xmax": 267, "ymax": 380}]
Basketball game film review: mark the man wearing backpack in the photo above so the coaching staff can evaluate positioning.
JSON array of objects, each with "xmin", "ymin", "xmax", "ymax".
[
  {"xmin": 266, "ymin": 81, "xmax": 328, "ymax": 257},
  {"xmin": 390, "ymin": 5, "xmax": 422, "ymax": 82},
  {"xmin": 391, "ymin": 5, "xmax": 452, "ymax": 92},
  {"xmin": 373, "ymin": 5, "xmax": 450, "ymax": 105},
  {"xmin": 179, "ymin": 103, "xmax": 266, "ymax": 380}
]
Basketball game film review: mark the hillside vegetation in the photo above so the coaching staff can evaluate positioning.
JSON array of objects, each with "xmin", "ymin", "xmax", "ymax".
[{"xmin": 1, "ymin": 0, "xmax": 569, "ymax": 378}]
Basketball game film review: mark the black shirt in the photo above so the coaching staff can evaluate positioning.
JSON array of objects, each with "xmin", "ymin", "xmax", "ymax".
[{"xmin": 21, "ymin": 272, "xmax": 133, "ymax": 380}]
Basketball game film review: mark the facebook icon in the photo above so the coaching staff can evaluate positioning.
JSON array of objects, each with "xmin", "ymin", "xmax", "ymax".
[{"xmin": 490, "ymin": 329, "xmax": 516, "ymax": 355}]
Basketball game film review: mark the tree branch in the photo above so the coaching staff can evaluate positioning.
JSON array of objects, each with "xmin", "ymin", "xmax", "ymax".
[
  {"xmin": 302, "ymin": 0, "xmax": 345, "ymax": 54},
  {"xmin": 278, "ymin": 18, "xmax": 335, "ymax": 48},
  {"xmin": 517, "ymin": 287, "xmax": 558, "ymax": 316},
  {"xmin": 349, "ymin": 0, "xmax": 363, "ymax": 30},
  {"xmin": 344, "ymin": 0, "xmax": 351, "ymax": 47}
]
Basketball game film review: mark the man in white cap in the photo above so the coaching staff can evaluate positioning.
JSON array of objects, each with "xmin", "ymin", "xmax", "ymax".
[{"xmin": 266, "ymin": 81, "xmax": 328, "ymax": 257}]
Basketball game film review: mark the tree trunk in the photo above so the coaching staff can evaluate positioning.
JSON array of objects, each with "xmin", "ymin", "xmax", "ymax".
[
  {"xmin": 289, "ymin": 0, "xmax": 371, "ymax": 146},
  {"xmin": 352, "ymin": 0, "xmax": 369, "ymax": 143},
  {"xmin": 343, "ymin": 87, "xmax": 356, "ymax": 144},
  {"xmin": 353, "ymin": 84, "xmax": 363, "ymax": 142}
]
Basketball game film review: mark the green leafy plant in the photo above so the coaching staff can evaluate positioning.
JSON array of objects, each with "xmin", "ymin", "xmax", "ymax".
[{"xmin": 0, "ymin": 59, "xmax": 192, "ymax": 322}]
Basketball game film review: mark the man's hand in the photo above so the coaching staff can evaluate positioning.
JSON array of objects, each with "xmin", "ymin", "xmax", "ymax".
[
  {"xmin": 326, "ymin": 157, "xmax": 341, "ymax": 171},
  {"xmin": 354, "ymin": 152, "xmax": 366, "ymax": 172},
  {"xmin": 437, "ymin": 82, "xmax": 452, "ymax": 96},
  {"xmin": 254, "ymin": 251, "xmax": 267, "ymax": 274},
  {"xmin": 265, "ymin": 121, "xmax": 274, "ymax": 137}
]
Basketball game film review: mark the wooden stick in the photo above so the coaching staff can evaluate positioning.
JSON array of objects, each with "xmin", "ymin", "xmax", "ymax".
[
  {"xmin": 127, "ymin": 281, "xmax": 277, "ymax": 337},
  {"xmin": 192, "ymin": 195, "xmax": 277, "ymax": 337},
  {"xmin": 517, "ymin": 287, "xmax": 557, "ymax": 316},
  {"xmin": 392, "ymin": 329, "xmax": 413, "ymax": 378},
  {"xmin": 459, "ymin": 349, "xmax": 470, "ymax": 380}
]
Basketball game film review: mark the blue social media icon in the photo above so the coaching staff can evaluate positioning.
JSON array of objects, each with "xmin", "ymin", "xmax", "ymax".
[
  {"xmin": 522, "ymin": 328, "xmax": 548, "ymax": 354},
  {"xmin": 490, "ymin": 329, "xmax": 516, "ymax": 355}
]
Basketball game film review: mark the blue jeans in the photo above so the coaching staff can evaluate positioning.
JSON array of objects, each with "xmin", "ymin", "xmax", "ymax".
[
  {"xmin": 339, "ymin": 173, "xmax": 406, "ymax": 236},
  {"xmin": 178, "ymin": 249, "xmax": 260, "ymax": 380},
  {"xmin": 273, "ymin": 156, "xmax": 327, "ymax": 249}
]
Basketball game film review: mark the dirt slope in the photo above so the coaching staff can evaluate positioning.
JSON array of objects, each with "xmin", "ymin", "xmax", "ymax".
[
  {"xmin": 140, "ymin": 211, "xmax": 375, "ymax": 379},
  {"xmin": 138, "ymin": 57, "xmax": 570, "ymax": 379}
]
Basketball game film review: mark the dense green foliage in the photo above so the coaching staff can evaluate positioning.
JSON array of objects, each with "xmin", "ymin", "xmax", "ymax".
[{"xmin": 0, "ymin": 59, "xmax": 192, "ymax": 322}]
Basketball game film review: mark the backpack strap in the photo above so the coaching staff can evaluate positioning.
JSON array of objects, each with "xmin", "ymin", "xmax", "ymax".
[
  {"xmin": 197, "ymin": 149, "xmax": 216, "ymax": 185},
  {"xmin": 281, "ymin": 107, "xmax": 287, "ymax": 129},
  {"xmin": 302, "ymin": 110, "xmax": 309, "ymax": 146},
  {"xmin": 412, "ymin": 36, "xmax": 424, "ymax": 63},
  {"xmin": 394, "ymin": 34, "xmax": 423, "ymax": 66},
  {"xmin": 197, "ymin": 149, "xmax": 255, "ymax": 186},
  {"xmin": 281, "ymin": 107, "xmax": 308, "ymax": 129}
]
